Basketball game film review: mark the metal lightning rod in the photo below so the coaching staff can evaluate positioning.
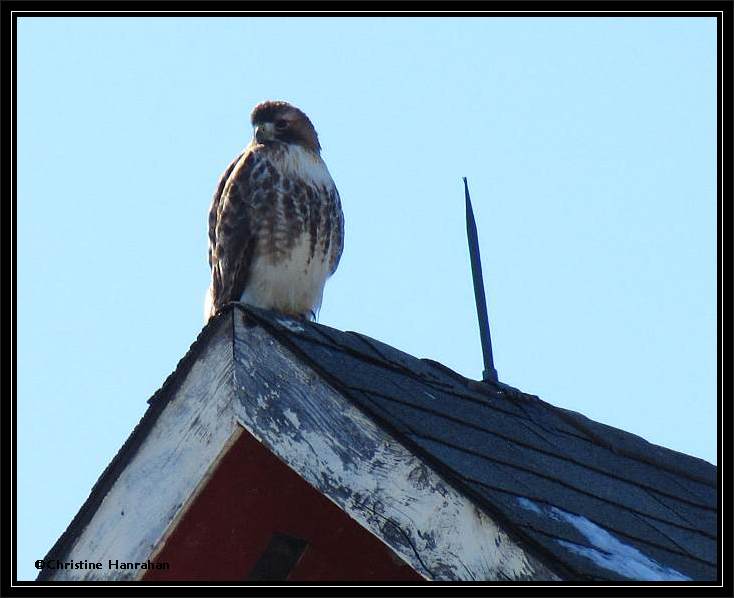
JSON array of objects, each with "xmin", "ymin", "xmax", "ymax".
[{"xmin": 463, "ymin": 177, "xmax": 498, "ymax": 383}]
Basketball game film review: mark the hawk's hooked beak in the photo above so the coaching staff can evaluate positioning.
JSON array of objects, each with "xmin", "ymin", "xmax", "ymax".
[{"xmin": 254, "ymin": 122, "xmax": 275, "ymax": 143}]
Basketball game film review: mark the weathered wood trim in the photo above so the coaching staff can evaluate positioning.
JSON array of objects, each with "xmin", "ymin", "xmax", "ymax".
[
  {"xmin": 141, "ymin": 426, "xmax": 245, "ymax": 580},
  {"xmin": 47, "ymin": 313, "xmax": 239, "ymax": 581},
  {"xmin": 45, "ymin": 308, "xmax": 560, "ymax": 581},
  {"xmin": 232, "ymin": 311, "xmax": 561, "ymax": 581}
]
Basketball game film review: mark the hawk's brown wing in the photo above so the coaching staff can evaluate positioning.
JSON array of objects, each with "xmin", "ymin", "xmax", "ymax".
[
  {"xmin": 207, "ymin": 145, "xmax": 266, "ymax": 317},
  {"xmin": 328, "ymin": 187, "xmax": 345, "ymax": 276},
  {"xmin": 208, "ymin": 150, "xmax": 244, "ymax": 269}
]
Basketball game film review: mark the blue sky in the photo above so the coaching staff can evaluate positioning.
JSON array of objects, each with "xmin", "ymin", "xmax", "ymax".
[{"xmin": 16, "ymin": 16, "xmax": 717, "ymax": 581}]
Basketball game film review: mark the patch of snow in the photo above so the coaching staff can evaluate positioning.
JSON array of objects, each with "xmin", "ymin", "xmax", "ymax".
[
  {"xmin": 555, "ymin": 538, "xmax": 691, "ymax": 582},
  {"xmin": 515, "ymin": 497, "xmax": 691, "ymax": 581},
  {"xmin": 276, "ymin": 317, "xmax": 306, "ymax": 333},
  {"xmin": 516, "ymin": 497, "xmax": 543, "ymax": 514}
]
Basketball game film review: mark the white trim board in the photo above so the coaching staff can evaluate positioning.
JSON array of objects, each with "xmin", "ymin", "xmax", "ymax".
[{"xmin": 43, "ymin": 309, "xmax": 561, "ymax": 581}]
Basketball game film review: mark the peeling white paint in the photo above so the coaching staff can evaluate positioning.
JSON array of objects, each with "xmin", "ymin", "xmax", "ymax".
[
  {"xmin": 42, "ymin": 312, "xmax": 562, "ymax": 582},
  {"xmin": 282, "ymin": 408, "xmax": 301, "ymax": 430},
  {"xmin": 516, "ymin": 497, "xmax": 691, "ymax": 581},
  {"xmin": 48, "ymin": 319, "xmax": 239, "ymax": 581},
  {"xmin": 234, "ymin": 320, "xmax": 561, "ymax": 581}
]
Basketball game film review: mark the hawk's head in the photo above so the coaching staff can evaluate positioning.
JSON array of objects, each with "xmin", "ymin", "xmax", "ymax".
[{"xmin": 250, "ymin": 100, "xmax": 321, "ymax": 153}]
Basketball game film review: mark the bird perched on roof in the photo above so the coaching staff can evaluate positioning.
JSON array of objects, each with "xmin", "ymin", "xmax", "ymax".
[{"xmin": 205, "ymin": 100, "xmax": 344, "ymax": 322}]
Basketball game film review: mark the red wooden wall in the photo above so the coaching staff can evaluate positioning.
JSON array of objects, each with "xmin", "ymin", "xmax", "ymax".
[{"xmin": 143, "ymin": 428, "xmax": 423, "ymax": 582}]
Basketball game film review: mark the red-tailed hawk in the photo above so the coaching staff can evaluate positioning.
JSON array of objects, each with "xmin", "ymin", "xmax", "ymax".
[{"xmin": 205, "ymin": 101, "xmax": 344, "ymax": 322}]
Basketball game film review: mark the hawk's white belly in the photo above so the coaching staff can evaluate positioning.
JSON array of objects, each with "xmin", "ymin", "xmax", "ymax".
[{"xmin": 240, "ymin": 233, "xmax": 332, "ymax": 318}]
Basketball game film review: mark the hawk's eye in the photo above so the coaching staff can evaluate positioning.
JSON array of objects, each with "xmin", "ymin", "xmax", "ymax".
[{"xmin": 275, "ymin": 119, "xmax": 289, "ymax": 130}]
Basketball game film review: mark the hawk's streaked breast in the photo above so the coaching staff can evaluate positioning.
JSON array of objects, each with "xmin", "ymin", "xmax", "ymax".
[{"xmin": 240, "ymin": 144, "xmax": 342, "ymax": 317}]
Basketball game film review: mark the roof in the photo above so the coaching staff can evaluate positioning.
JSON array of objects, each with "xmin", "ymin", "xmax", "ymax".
[
  {"xmin": 40, "ymin": 303, "xmax": 717, "ymax": 582},
  {"xmin": 241, "ymin": 305, "xmax": 718, "ymax": 582}
]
